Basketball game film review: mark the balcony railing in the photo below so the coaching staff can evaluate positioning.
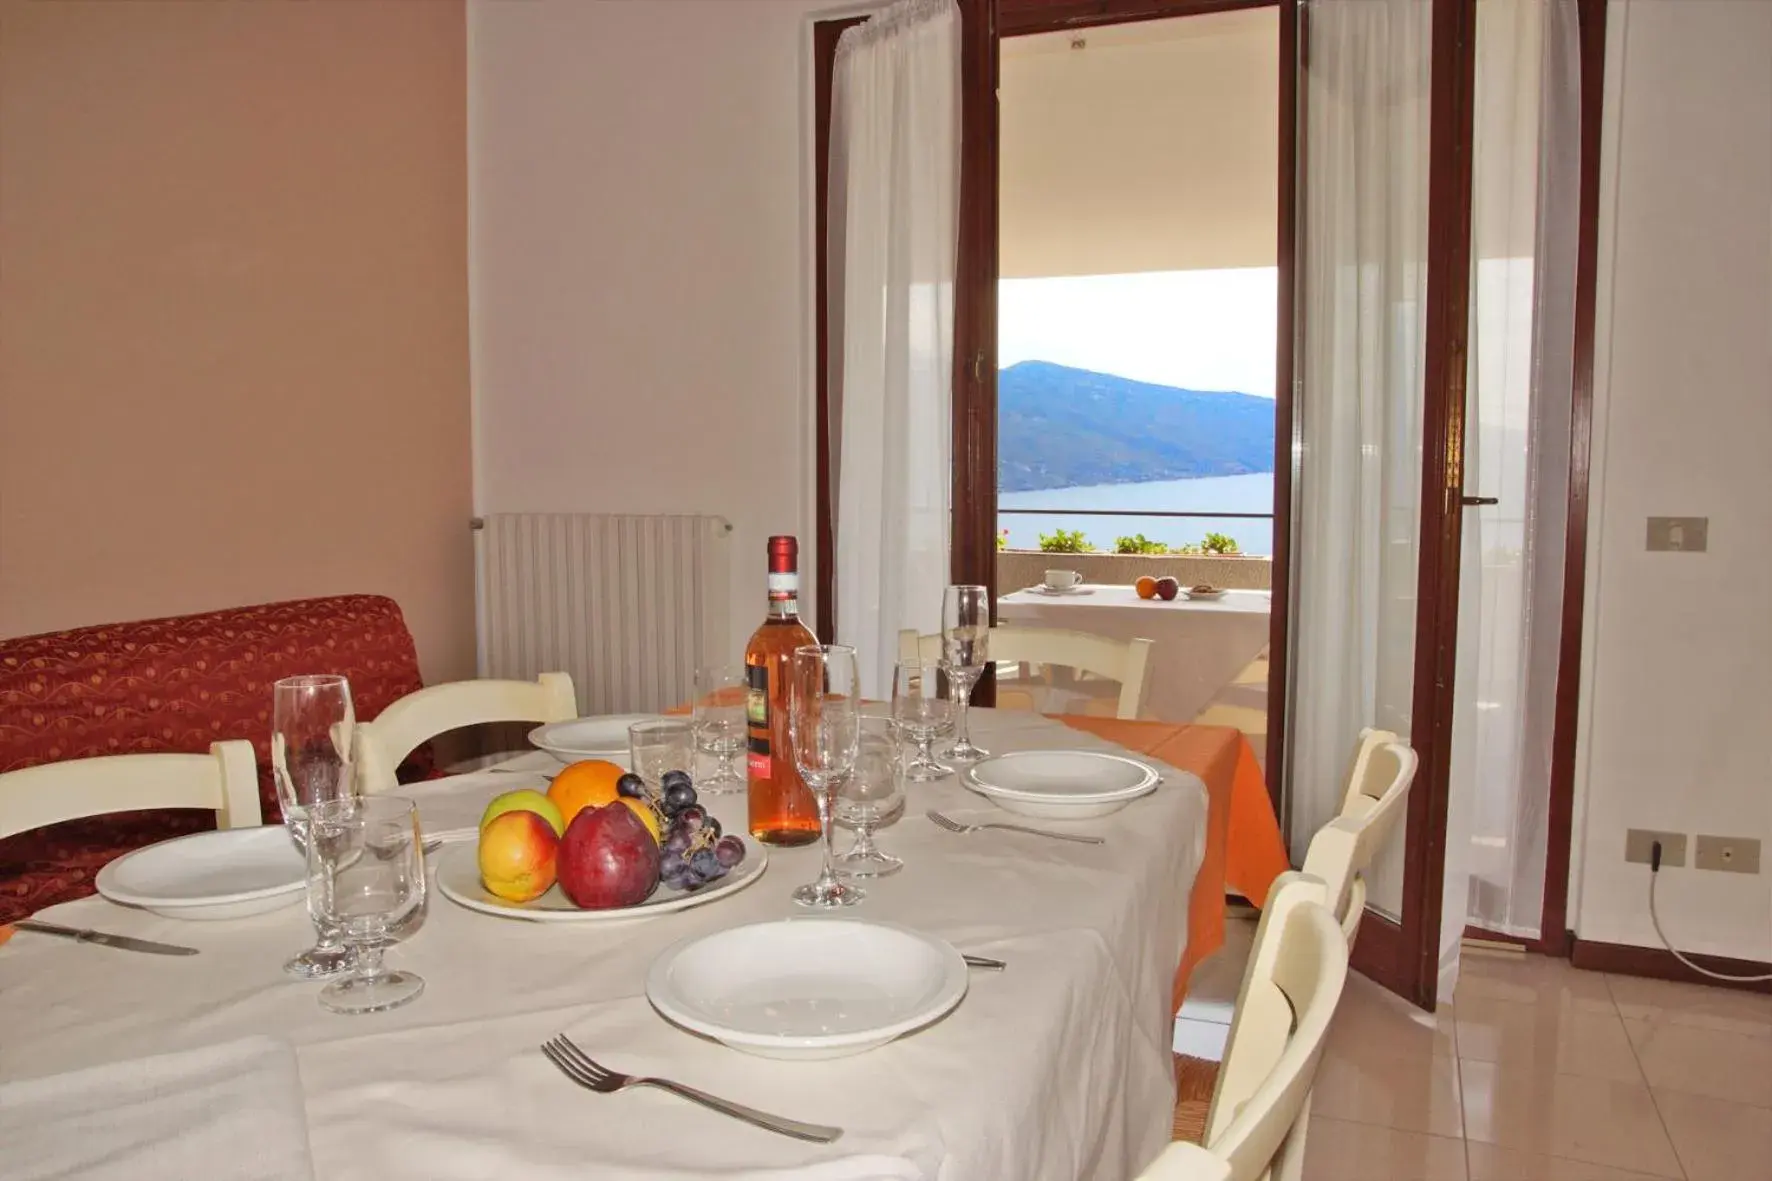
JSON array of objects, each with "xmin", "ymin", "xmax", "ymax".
[{"xmin": 997, "ymin": 508, "xmax": 1275, "ymax": 520}]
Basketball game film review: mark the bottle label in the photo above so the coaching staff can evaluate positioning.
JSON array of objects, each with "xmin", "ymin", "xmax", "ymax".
[
  {"xmin": 746, "ymin": 663, "xmax": 771, "ymax": 777},
  {"xmin": 768, "ymin": 572, "xmax": 797, "ymax": 606}
]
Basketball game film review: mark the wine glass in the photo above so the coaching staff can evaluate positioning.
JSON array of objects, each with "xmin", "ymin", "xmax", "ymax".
[
  {"xmin": 273, "ymin": 674, "xmax": 356, "ymax": 979},
  {"xmin": 691, "ymin": 666, "xmax": 748, "ymax": 794},
  {"xmin": 787, "ymin": 644, "xmax": 863, "ymax": 908},
  {"xmin": 940, "ymin": 584, "xmax": 992, "ymax": 764},
  {"xmin": 892, "ymin": 660, "xmax": 953, "ymax": 781},
  {"xmin": 304, "ymin": 795, "xmax": 427, "ymax": 1015},
  {"xmin": 834, "ymin": 724, "xmax": 904, "ymax": 878}
]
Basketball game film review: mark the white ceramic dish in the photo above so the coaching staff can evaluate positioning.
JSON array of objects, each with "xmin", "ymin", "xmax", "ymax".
[
  {"xmin": 434, "ymin": 837, "xmax": 767, "ymax": 923},
  {"xmin": 646, "ymin": 919, "xmax": 968, "ymax": 1060},
  {"xmin": 528, "ymin": 714, "xmax": 660, "ymax": 764},
  {"xmin": 95, "ymin": 825, "xmax": 308, "ymax": 920},
  {"xmin": 1026, "ymin": 585, "xmax": 1094, "ymax": 597},
  {"xmin": 962, "ymin": 750, "xmax": 1160, "ymax": 820},
  {"xmin": 1182, "ymin": 588, "xmax": 1228, "ymax": 601}
]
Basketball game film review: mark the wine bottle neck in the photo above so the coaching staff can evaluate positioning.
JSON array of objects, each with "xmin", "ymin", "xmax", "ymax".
[{"xmin": 767, "ymin": 571, "xmax": 800, "ymax": 620}]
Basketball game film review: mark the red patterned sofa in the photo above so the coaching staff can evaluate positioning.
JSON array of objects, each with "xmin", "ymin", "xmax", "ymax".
[{"xmin": 0, "ymin": 595, "xmax": 426, "ymax": 922}]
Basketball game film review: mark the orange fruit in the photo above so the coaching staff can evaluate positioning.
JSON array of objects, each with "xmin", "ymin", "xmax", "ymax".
[
  {"xmin": 619, "ymin": 796, "xmax": 663, "ymax": 845},
  {"xmin": 1135, "ymin": 576, "xmax": 1158, "ymax": 600},
  {"xmin": 547, "ymin": 759, "xmax": 626, "ymax": 826}
]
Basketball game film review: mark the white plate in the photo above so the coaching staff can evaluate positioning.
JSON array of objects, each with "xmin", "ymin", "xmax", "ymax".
[
  {"xmin": 963, "ymin": 750, "xmax": 1160, "ymax": 819},
  {"xmin": 1027, "ymin": 585, "xmax": 1094, "ymax": 597},
  {"xmin": 1182, "ymin": 588, "xmax": 1228, "ymax": 601},
  {"xmin": 95, "ymin": 826, "xmax": 308, "ymax": 920},
  {"xmin": 528, "ymin": 715, "xmax": 660, "ymax": 763},
  {"xmin": 434, "ymin": 837, "xmax": 767, "ymax": 922},
  {"xmin": 646, "ymin": 919, "xmax": 968, "ymax": 1060}
]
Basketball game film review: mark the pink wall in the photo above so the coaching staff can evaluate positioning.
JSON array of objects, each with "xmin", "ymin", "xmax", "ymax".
[{"xmin": 0, "ymin": 0, "xmax": 475, "ymax": 681}]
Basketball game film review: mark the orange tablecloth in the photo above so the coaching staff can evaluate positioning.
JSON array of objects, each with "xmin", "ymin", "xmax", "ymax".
[{"xmin": 1055, "ymin": 717, "xmax": 1291, "ymax": 1013}]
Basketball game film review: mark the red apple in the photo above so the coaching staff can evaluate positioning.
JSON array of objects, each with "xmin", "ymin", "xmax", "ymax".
[
  {"xmin": 1155, "ymin": 576, "xmax": 1180, "ymax": 601},
  {"xmin": 556, "ymin": 801, "xmax": 661, "ymax": 909}
]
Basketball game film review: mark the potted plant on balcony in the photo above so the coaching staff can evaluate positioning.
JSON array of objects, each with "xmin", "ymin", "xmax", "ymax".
[{"xmin": 1201, "ymin": 532, "xmax": 1243, "ymax": 556}]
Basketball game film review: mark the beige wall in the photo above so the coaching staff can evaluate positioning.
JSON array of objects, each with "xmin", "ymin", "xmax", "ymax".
[
  {"xmin": 1572, "ymin": 0, "xmax": 1772, "ymax": 960},
  {"xmin": 0, "ymin": 0, "xmax": 476, "ymax": 681}
]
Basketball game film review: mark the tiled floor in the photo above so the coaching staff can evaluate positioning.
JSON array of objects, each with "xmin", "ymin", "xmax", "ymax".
[{"xmin": 1299, "ymin": 945, "xmax": 1772, "ymax": 1181}]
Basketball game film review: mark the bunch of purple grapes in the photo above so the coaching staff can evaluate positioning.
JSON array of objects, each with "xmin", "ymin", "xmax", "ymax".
[{"xmin": 652, "ymin": 770, "xmax": 745, "ymax": 890}]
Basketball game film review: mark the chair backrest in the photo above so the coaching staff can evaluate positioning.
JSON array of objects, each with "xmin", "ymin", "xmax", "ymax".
[
  {"xmin": 1302, "ymin": 732, "xmax": 1417, "ymax": 944},
  {"xmin": 1138, "ymin": 874, "xmax": 1348, "ymax": 1181},
  {"xmin": 356, "ymin": 673, "xmax": 577, "ymax": 794},
  {"xmin": 0, "ymin": 741, "xmax": 262, "ymax": 840},
  {"xmin": 895, "ymin": 626, "xmax": 1154, "ymax": 720}
]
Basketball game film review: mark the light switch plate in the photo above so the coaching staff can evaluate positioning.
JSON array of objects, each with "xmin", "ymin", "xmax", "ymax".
[
  {"xmin": 1646, "ymin": 517, "xmax": 1708, "ymax": 552},
  {"xmin": 1625, "ymin": 829, "xmax": 1687, "ymax": 867},
  {"xmin": 1694, "ymin": 835, "xmax": 1761, "ymax": 874}
]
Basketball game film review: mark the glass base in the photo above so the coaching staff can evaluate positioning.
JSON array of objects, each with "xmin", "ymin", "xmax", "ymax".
[
  {"xmin": 940, "ymin": 739, "xmax": 991, "ymax": 765},
  {"xmin": 835, "ymin": 847, "xmax": 902, "ymax": 878},
  {"xmin": 792, "ymin": 878, "xmax": 865, "ymax": 908},
  {"xmin": 697, "ymin": 776, "xmax": 745, "ymax": 796},
  {"xmin": 904, "ymin": 754, "xmax": 951, "ymax": 782},
  {"xmin": 319, "ymin": 969, "xmax": 425, "ymax": 1015},
  {"xmin": 284, "ymin": 943, "xmax": 352, "ymax": 980}
]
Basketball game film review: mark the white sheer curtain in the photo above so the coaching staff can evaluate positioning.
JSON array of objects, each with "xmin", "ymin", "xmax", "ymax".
[
  {"xmin": 1288, "ymin": 0, "xmax": 1433, "ymax": 923},
  {"xmin": 829, "ymin": 0, "xmax": 960, "ymax": 699}
]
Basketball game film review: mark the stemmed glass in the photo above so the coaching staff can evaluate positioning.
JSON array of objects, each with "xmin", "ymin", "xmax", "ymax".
[
  {"xmin": 834, "ymin": 724, "xmax": 905, "ymax": 878},
  {"xmin": 691, "ymin": 666, "xmax": 748, "ymax": 794},
  {"xmin": 304, "ymin": 795, "xmax": 427, "ymax": 1015},
  {"xmin": 940, "ymin": 584, "xmax": 992, "ymax": 764},
  {"xmin": 787, "ymin": 644, "xmax": 863, "ymax": 908},
  {"xmin": 892, "ymin": 660, "xmax": 953, "ymax": 781},
  {"xmin": 273, "ymin": 674, "xmax": 356, "ymax": 979}
]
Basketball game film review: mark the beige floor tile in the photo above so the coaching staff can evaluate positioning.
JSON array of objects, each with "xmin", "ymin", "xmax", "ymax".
[
  {"xmin": 1624, "ymin": 1018, "xmax": 1772, "ymax": 1107},
  {"xmin": 1465, "ymin": 1143, "xmax": 1683, "ymax": 1180},
  {"xmin": 1654, "ymin": 1087, "xmax": 1772, "ymax": 1181},
  {"xmin": 1329, "ymin": 972, "xmax": 1459, "ymax": 1060},
  {"xmin": 1302, "ymin": 1116, "xmax": 1469, "ymax": 1181},
  {"xmin": 1459, "ymin": 1060, "xmax": 1683, "ymax": 1178},
  {"xmin": 1456, "ymin": 995, "xmax": 1644, "ymax": 1083},
  {"xmin": 1457, "ymin": 953, "xmax": 1617, "ymax": 1014},
  {"xmin": 1311, "ymin": 1043, "xmax": 1465, "ymax": 1137},
  {"xmin": 1605, "ymin": 974, "xmax": 1772, "ymax": 1036}
]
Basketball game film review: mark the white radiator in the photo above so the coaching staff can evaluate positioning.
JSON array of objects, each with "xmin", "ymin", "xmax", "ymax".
[{"xmin": 477, "ymin": 513, "xmax": 732, "ymax": 715}]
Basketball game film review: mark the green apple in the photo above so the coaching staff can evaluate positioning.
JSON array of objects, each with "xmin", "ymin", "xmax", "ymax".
[{"xmin": 479, "ymin": 789, "xmax": 565, "ymax": 837}]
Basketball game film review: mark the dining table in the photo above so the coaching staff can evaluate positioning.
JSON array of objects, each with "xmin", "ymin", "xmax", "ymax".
[
  {"xmin": 995, "ymin": 585, "xmax": 1272, "ymax": 725},
  {"xmin": 0, "ymin": 708, "xmax": 1217, "ymax": 1181}
]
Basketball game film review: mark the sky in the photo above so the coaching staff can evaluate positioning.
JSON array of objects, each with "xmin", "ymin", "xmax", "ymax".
[{"xmin": 997, "ymin": 267, "xmax": 1278, "ymax": 397}]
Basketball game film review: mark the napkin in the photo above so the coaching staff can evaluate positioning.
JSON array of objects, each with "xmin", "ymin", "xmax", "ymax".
[{"xmin": 0, "ymin": 1034, "xmax": 315, "ymax": 1181}]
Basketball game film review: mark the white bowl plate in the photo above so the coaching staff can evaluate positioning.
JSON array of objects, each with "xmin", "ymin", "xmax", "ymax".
[
  {"xmin": 95, "ymin": 825, "xmax": 308, "ymax": 920},
  {"xmin": 646, "ymin": 919, "xmax": 968, "ymax": 1060},
  {"xmin": 434, "ymin": 837, "xmax": 767, "ymax": 923},
  {"xmin": 1183, "ymin": 588, "xmax": 1228, "ymax": 601},
  {"xmin": 963, "ymin": 750, "xmax": 1160, "ymax": 820},
  {"xmin": 528, "ymin": 715, "xmax": 661, "ymax": 764}
]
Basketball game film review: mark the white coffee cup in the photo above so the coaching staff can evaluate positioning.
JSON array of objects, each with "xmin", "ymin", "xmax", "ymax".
[{"xmin": 1043, "ymin": 569, "xmax": 1082, "ymax": 590}]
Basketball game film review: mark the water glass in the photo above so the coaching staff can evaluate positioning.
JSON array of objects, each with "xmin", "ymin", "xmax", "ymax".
[
  {"xmin": 305, "ymin": 795, "xmax": 426, "ymax": 1015},
  {"xmin": 273, "ymin": 674, "xmax": 356, "ymax": 979},
  {"xmin": 940, "ymin": 585, "xmax": 992, "ymax": 764},
  {"xmin": 787, "ymin": 644, "xmax": 863, "ymax": 908},
  {"xmin": 834, "ymin": 727, "xmax": 904, "ymax": 878},
  {"xmin": 691, "ymin": 666, "xmax": 748, "ymax": 794},
  {"xmin": 892, "ymin": 660, "xmax": 953, "ymax": 781},
  {"xmin": 629, "ymin": 719, "xmax": 694, "ymax": 799}
]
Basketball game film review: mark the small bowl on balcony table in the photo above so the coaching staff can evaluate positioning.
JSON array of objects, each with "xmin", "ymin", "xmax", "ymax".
[{"xmin": 1182, "ymin": 585, "xmax": 1227, "ymax": 601}]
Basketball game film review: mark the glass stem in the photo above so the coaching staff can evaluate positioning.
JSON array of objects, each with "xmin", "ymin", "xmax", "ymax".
[
  {"xmin": 816, "ymin": 782, "xmax": 839, "ymax": 886},
  {"xmin": 954, "ymin": 676, "xmax": 974, "ymax": 745},
  {"xmin": 354, "ymin": 938, "xmax": 386, "ymax": 981}
]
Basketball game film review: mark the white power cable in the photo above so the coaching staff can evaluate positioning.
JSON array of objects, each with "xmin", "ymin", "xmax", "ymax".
[{"xmin": 1647, "ymin": 848, "xmax": 1772, "ymax": 984}]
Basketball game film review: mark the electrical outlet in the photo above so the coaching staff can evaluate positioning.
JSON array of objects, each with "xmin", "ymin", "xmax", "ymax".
[
  {"xmin": 1625, "ymin": 829, "xmax": 1687, "ymax": 867},
  {"xmin": 1694, "ymin": 835, "xmax": 1761, "ymax": 874}
]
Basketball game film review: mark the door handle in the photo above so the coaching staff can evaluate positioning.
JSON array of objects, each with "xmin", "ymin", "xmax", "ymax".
[{"xmin": 1461, "ymin": 495, "xmax": 1499, "ymax": 507}]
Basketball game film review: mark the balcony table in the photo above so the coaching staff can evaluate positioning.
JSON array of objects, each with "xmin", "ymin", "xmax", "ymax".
[
  {"xmin": 0, "ymin": 709, "xmax": 1208, "ymax": 1181},
  {"xmin": 996, "ymin": 584, "xmax": 1272, "ymax": 724}
]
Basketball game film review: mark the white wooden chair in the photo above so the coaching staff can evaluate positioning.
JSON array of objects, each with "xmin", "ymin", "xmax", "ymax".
[
  {"xmin": 0, "ymin": 740, "xmax": 262, "ymax": 840},
  {"xmin": 896, "ymin": 625, "xmax": 1154, "ymax": 720},
  {"xmin": 355, "ymin": 673, "xmax": 577, "ymax": 795},
  {"xmin": 1137, "ymin": 873, "xmax": 1349, "ymax": 1181}
]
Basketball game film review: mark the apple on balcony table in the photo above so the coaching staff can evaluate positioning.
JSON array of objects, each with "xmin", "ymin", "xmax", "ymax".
[{"xmin": 1155, "ymin": 576, "xmax": 1180, "ymax": 601}]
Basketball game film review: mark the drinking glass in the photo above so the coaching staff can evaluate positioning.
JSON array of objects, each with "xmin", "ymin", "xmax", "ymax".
[
  {"xmin": 892, "ymin": 660, "xmax": 953, "ymax": 781},
  {"xmin": 273, "ymin": 674, "xmax": 356, "ymax": 979},
  {"xmin": 629, "ymin": 719, "xmax": 694, "ymax": 800},
  {"xmin": 305, "ymin": 795, "xmax": 426, "ymax": 1015},
  {"xmin": 834, "ymin": 726, "xmax": 904, "ymax": 878},
  {"xmin": 691, "ymin": 666, "xmax": 748, "ymax": 794},
  {"xmin": 940, "ymin": 584, "xmax": 992, "ymax": 764},
  {"xmin": 787, "ymin": 644, "xmax": 862, "ymax": 908}
]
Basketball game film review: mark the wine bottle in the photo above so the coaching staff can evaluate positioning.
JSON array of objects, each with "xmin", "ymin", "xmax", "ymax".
[{"xmin": 745, "ymin": 535, "xmax": 822, "ymax": 846}]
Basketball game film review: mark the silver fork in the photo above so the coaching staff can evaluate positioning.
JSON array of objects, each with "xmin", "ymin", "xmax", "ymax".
[
  {"xmin": 926, "ymin": 809, "xmax": 1104, "ymax": 845},
  {"xmin": 539, "ymin": 1036, "xmax": 842, "ymax": 1144}
]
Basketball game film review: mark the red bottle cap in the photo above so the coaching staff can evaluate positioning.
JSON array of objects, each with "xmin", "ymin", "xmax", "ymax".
[{"xmin": 767, "ymin": 535, "xmax": 798, "ymax": 574}]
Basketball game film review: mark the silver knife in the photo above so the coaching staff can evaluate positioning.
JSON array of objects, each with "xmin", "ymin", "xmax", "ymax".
[{"xmin": 15, "ymin": 919, "xmax": 199, "ymax": 956}]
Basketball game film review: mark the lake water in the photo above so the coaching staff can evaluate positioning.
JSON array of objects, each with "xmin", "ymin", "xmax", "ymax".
[{"xmin": 998, "ymin": 472, "xmax": 1275, "ymax": 556}]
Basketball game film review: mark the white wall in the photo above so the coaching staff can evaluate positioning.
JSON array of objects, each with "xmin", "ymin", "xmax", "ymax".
[
  {"xmin": 469, "ymin": 0, "xmax": 856, "ymax": 656},
  {"xmin": 1573, "ymin": 0, "xmax": 1772, "ymax": 960}
]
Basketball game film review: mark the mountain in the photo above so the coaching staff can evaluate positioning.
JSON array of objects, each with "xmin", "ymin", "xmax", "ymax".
[{"xmin": 997, "ymin": 361, "xmax": 1276, "ymax": 493}]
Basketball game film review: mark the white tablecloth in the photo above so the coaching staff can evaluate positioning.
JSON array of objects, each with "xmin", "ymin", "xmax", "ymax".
[
  {"xmin": 997, "ymin": 586, "xmax": 1272, "ymax": 723},
  {"xmin": 0, "ymin": 711, "xmax": 1206, "ymax": 1181}
]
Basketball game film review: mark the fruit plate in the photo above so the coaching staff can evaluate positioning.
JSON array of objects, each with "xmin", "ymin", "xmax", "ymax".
[
  {"xmin": 962, "ymin": 750, "xmax": 1160, "ymax": 820},
  {"xmin": 646, "ymin": 918, "xmax": 968, "ymax": 1060},
  {"xmin": 528, "ymin": 714, "xmax": 661, "ymax": 764},
  {"xmin": 433, "ymin": 838, "xmax": 768, "ymax": 923},
  {"xmin": 95, "ymin": 825, "xmax": 308, "ymax": 920},
  {"xmin": 1182, "ymin": 588, "xmax": 1228, "ymax": 601}
]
